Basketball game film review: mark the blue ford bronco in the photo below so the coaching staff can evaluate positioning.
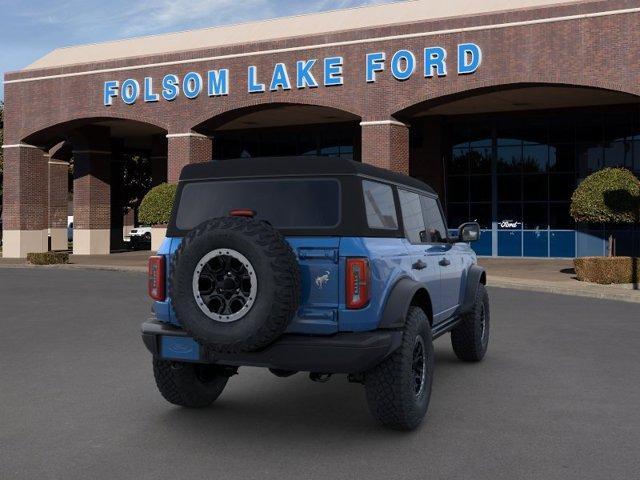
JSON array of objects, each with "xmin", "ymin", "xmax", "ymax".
[{"xmin": 142, "ymin": 156, "xmax": 489, "ymax": 430}]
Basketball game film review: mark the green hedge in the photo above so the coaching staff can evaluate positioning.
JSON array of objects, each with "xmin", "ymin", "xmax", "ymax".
[
  {"xmin": 139, "ymin": 183, "xmax": 177, "ymax": 226},
  {"xmin": 27, "ymin": 252, "xmax": 69, "ymax": 265},
  {"xmin": 574, "ymin": 256, "xmax": 640, "ymax": 284},
  {"xmin": 570, "ymin": 168, "xmax": 640, "ymax": 224}
]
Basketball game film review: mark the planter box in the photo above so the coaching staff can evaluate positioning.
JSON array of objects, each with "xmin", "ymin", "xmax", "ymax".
[
  {"xmin": 574, "ymin": 256, "xmax": 640, "ymax": 284},
  {"xmin": 151, "ymin": 226, "xmax": 167, "ymax": 252}
]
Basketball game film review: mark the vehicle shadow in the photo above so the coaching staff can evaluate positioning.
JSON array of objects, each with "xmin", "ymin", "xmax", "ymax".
[{"xmin": 151, "ymin": 349, "xmax": 463, "ymax": 441}]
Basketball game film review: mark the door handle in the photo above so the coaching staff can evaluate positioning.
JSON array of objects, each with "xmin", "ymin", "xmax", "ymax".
[
  {"xmin": 439, "ymin": 258, "xmax": 451, "ymax": 267},
  {"xmin": 412, "ymin": 260, "xmax": 427, "ymax": 271}
]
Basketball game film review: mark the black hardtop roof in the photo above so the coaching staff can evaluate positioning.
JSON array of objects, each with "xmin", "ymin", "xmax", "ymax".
[{"xmin": 179, "ymin": 156, "xmax": 436, "ymax": 194}]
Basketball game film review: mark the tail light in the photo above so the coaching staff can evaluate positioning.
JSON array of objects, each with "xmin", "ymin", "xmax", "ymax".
[
  {"xmin": 148, "ymin": 255, "xmax": 166, "ymax": 301},
  {"xmin": 346, "ymin": 258, "xmax": 370, "ymax": 309}
]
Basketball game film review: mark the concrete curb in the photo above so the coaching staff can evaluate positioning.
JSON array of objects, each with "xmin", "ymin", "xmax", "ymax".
[
  {"xmin": 488, "ymin": 276, "xmax": 640, "ymax": 304},
  {"xmin": 0, "ymin": 263, "xmax": 146, "ymax": 273}
]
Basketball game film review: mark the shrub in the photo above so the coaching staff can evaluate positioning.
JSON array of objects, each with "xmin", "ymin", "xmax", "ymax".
[
  {"xmin": 27, "ymin": 252, "xmax": 69, "ymax": 265},
  {"xmin": 139, "ymin": 183, "xmax": 177, "ymax": 226},
  {"xmin": 570, "ymin": 168, "xmax": 640, "ymax": 224},
  {"xmin": 574, "ymin": 256, "xmax": 640, "ymax": 284}
]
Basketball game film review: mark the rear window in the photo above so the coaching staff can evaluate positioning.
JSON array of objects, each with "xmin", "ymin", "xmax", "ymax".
[
  {"xmin": 175, "ymin": 178, "xmax": 340, "ymax": 230},
  {"xmin": 362, "ymin": 180, "xmax": 398, "ymax": 230}
]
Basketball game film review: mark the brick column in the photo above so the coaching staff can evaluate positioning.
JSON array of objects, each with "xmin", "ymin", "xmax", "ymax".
[
  {"xmin": 71, "ymin": 127, "xmax": 112, "ymax": 255},
  {"xmin": 360, "ymin": 120, "xmax": 410, "ymax": 174},
  {"xmin": 48, "ymin": 158, "xmax": 69, "ymax": 251},
  {"xmin": 1, "ymin": 144, "xmax": 49, "ymax": 258},
  {"xmin": 167, "ymin": 133, "xmax": 213, "ymax": 183}
]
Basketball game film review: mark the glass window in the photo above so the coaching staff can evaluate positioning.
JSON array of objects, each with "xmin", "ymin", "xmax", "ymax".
[
  {"xmin": 549, "ymin": 174, "xmax": 575, "ymax": 201},
  {"xmin": 498, "ymin": 175, "xmax": 522, "ymax": 202},
  {"xmin": 420, "ymin": 196, "xmax": 447, "ymax": 243},
  {"xmin": 523, "ymin": 203, "xmax": 548, "ymax": 229},
  {"xmin": 447, "ymin": 176, "xmax": 469, "ymax": 202},
  {"xmin": 604, "ymin": 140, "xmax": 632, "ymax": 168},
  {"xmin": 362, "ymin": 180, "xmax": 398, "ymax": 230},
  {"xmin": 549, "ymin": 144, "xmax": 575, "ymax": 173},
  {"xmin": 523, "ymin": 174, "xmax": 548, "ymax": 202},
  {"xmin": 497, "ymin": 145, "xmax": 522, "ymax": 173},
  {"xmin": 469, "ymin": 203, "xmax": 492, "ymax": 229},
  {"xmin": 522, "ymin": 144, "xmax": 548, "ymax": 173},
  {"xmin": 448, "ymin": 148, "xmax": 469, "ymax": 174},
  {"xmin": 398, "ymin": 190, "xmax": 426, "ymax": 243},
  {"xmin": 469, "ymin": 146, "xmax": 492, "ymax": 174},
  {"xmin": 497, "ymin": 203, "xmax": 522, "ymax": 230},
  {"xmin": 176, "ymin": 179, "xmax": 340, "ymax": 230},
  {"xmin": 446, "ymin": 204, "xmax": 469, "ymax": 229},
  {"xmin": 469, "ymin": 175, "xmax": 492, "ymax": 202},
  {"xmin": 550, "ymin": 203, "xmax": 573, "ymax": 229}
]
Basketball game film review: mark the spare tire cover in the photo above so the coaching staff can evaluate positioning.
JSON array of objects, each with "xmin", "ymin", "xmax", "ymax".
[{"xmin": 170, "ymin": 216, "xmax": 300, "ymax": 353}]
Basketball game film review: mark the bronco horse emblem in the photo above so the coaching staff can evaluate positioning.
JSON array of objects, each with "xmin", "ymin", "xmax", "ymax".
[{"xmin": 315, "ymin": 271, "xmax": 331, "ymax": 289}]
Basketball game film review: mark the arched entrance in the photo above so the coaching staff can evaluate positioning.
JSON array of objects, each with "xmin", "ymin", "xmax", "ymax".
[
  {"xmin": 193, "ymin": 103, "xmax": 361, "ymax": 161},
  {"xmin": 4, "ymin": 118, "xmax": 167, "ymax": 257},
  {"xmin": 396, "ymin": 84, "xmax": 640, "ymax": 258}
]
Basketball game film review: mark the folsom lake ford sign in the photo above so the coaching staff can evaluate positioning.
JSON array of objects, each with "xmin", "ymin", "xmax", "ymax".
[{"xmin": 103, "ymin": 43, "xmax": 482, "ymax": 106}]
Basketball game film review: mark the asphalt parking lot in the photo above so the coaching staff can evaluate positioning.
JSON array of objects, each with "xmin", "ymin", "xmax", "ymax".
[{"xmin": 1, "ymin": 268, "xmax": 639, "ymax": 480}]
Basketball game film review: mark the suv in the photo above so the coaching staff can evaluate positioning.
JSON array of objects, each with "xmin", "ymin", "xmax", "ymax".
[{"xmin": 142, "ymin": 157, "xmax": 489, "ymax": 430}]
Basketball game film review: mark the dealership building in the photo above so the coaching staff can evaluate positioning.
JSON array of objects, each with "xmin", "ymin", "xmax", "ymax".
[{"xmin": 2, "ymin": 0, "xmax": 640, "ymax": 258}]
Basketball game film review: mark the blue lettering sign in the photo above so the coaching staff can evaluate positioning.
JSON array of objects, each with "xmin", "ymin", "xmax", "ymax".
[
  {"xmin": 144, "ymin": 77, "xmax": 160, "ymax": 102},
  {"xmin": 366, "ymin": 52, "xmax": 385, "ymax": 83},
  {"xmin": 208, "ymin": 69, "xmax": 229, "ymax": 96},
  {"xmin": 248, "ymin": 66, "xmax": 265, "ymax": 93},
  {"xmin": 324, "ymin": 57, "xmax": 343, "ymax": 86},
  {"xmin": 270, "ymin": 63, "xmax": 292, "ymax": 91},
  {"xmin": 183, "ymin": 72, "xmax": 203, "ymax": 99},
  {"xmin": 458, "ymin": 43, "xmax": 482, "ymax": 75},
  {"xmin": 296, "ymin": 60, "xmax": 318, "ymax": 89},
  {"xmin": 424, "ymin": 47, "xmax": 447, "ymax": 77},
  {"xmin": 161, "ymin": 74, "xmax": 179, "ymax": 101},
  {"xmin": 121, "ymin": 78, "xmax": 139, "ymax": 105},
  {"xmin": 103, "ymin": 80, "xmax": 119, "ymax": 106},
  {"xmin": 391, "ymin": 50, "xmax": 416, "ymax": 81}
]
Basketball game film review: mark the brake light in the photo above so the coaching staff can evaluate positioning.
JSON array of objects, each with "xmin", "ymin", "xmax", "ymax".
[
  {"xmin": 148, "ymin": 256, "xmax": 166, "ymax": 301},
  {"xmin": 229, "ymin": 209, "xmax": 256, "ymax": 218},
  {"xmin": 346, "ymin": 258, "xmax": 370, "ymax": 309}
]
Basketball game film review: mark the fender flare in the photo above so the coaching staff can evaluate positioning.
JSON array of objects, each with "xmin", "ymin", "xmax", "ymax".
[
  {"xmin": 459, "ymin": 265, "xmax": 486, "ymax": 315},
  {"xmin": 378, "ymin": 277, "xmax": 430, "ymax": 329}
]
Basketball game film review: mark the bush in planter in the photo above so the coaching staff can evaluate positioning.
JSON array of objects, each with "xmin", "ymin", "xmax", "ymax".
[
  {"xmin": 27, "ymin": 252, "xmax": 69, "ymax": 265},
  {"xmin": 570, "ymin": 168, "xmax": 640, "ymax": 256},
  {"xmin": 139, "ymin": 183, "xmax": 177, "ymax": 226},
  {"xmin": 574, "ymin": 256, "xmax": 639, "ymax": 284}
]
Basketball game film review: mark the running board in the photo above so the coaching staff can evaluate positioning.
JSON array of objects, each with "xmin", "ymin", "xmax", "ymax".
[{"xmin": 432, "ymin": 316, "xmax": 462, "ymax": 339}]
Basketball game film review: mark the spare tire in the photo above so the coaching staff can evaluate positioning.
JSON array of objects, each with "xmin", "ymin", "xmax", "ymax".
[{"xmin": 170, "ymin": 216, "xmax": 300, "ymax": 353}]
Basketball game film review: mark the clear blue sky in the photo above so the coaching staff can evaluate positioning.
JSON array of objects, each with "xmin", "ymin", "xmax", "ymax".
[{"xmin": 0, "ymin": 0, "xmax": 400, "ymax": 100}]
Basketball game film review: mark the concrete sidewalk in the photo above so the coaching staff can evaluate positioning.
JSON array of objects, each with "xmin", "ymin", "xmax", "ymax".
[
  {"xmin": 479, "ymin": 258, "xmax": 640, "ymax": 303},
  {"xmin": 1, "ymin": 251, "xmax": 639, "ymax": 303}
]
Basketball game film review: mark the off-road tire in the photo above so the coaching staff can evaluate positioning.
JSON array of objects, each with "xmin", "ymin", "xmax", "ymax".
[
  {"xmin": 153, "ymin": 359, "xmax": 229, "ymax": 408},
  {"xmin": 170, "ymin": 216, "xmax": 300, "ymax": 353},
  {"xmin": 364, "ymin": 307, "xmax": 434, "ymax": 431},
  {"xmin": 451, "ymin": 283, "xmax": 490, "ymax": 362}
]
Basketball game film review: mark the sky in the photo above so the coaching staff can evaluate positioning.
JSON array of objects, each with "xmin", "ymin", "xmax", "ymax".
[{"xmin": 0, "ymin": 0, "xmax": 401, "ymax": 100}]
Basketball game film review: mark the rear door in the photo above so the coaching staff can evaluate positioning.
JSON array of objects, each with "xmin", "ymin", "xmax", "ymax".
[
  {"xmin": 285, "ymin": 236, "xmax": 341, "ymax": 335},
  {"xmin": 397, "ymin": 189, "xmax": 444, "ymax": 319},
  {"xmin": 420, "ymin": 196, "xmax": 463, "ymax": 318}
]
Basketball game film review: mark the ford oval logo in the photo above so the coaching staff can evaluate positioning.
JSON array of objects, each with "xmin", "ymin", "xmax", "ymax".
[{"xmin": 168, "ymin": 344, "xmax": 194, "ymax": 354}]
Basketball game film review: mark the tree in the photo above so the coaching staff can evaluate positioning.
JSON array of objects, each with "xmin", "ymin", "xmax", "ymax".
[
  {"xmin": 139, "ymin": 183, "xmax": 177, "ymax": 226},
  {"xmin": 120, "ymin": 153, "xmax": 152, "ymax": 222},
  {"xmin": 570, "ymin": 167, "xmax": 640, "ymax": 256}
]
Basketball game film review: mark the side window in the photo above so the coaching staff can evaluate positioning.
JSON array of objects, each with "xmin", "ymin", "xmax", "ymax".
[
  {"xmin": 420, "ymin": 196, "xmax": 448, "ymax": 243},
  {"xmin": 398, "ymin": 189, "xmax": 426, "ymax": 243},
  {"xmin": 362, "ymin": 180, "xmax": 398, "ymax": 230}
]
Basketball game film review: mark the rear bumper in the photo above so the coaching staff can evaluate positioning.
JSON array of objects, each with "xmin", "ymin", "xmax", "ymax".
[{"xmin": 141, "ymin": 320, "xmax": 402, "ymax": 374}]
